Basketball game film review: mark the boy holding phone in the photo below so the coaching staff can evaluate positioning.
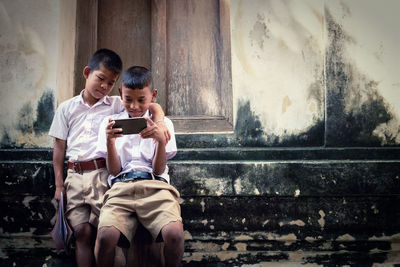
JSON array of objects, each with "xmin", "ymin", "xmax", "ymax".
[
  {"xmin": 48, "ymin": 49, "xmax": 169, "ymax": 266},
  {"xmin": 95, "ymin": 66, "xmax": 184, "ymax": 267}
]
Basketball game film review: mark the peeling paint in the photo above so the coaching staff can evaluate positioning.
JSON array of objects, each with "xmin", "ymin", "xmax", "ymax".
[
  {"xmin": 200, "ymin": 199, "xmax": 205, "ymax": 213},
  {"xmin": 294, "ymin": 189, "xmax": 300, "ymax": 197},
  {"xmin": 289, "ymin": 220, "xmax": 305, "ymax": 227},
  {"xmin": 234, "ymin": 242, "xmax": 247, "ymax": 252},
  {"xmin": 305, "ymin": 236, "xmax": 317, "ymax": 243},
  {"xmin": 189, "ymin": 241, "xmax": 220, "ymax": 251},
  {"xmin": 266, "ymin": 233, "xmax": 297, "ymax": 245},
  {"xmin": 368, "ymin": 233, "xmax": 400, "ymax": 241},
  {"xmin": 318, "ymin": 210, "xmax": 325, "ymax": 229},
  {"xmin": 234, "ymin": 235, "xmax": 253, "ymax": 241},
  {"xmin": 336, "ymin": 234, "xmax": 356, "ymax": 241},
  {"xmin": 184, "ymin": 230, "xmax": 192, "ymax": 240}
]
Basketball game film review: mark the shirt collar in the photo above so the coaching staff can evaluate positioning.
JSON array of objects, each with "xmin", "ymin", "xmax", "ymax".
[{"xmin": 75, "ymin": 90, "xmax": 111, "ymax": 106}]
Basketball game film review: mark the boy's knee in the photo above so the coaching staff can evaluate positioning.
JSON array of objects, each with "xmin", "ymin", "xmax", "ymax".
[
  {"xmin": 162, "ymin": 222, "xmax": 184, "ymax": 246},
  {"xmin": 97, "ymin": 226, "xmax": 120, "ymax": 248},
  {"xmin": 73, "ymin": 223, "xmax": 93, "ymax": 241}
]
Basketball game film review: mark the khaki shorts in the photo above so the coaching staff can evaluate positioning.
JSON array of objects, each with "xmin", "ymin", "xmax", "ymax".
[
  {"xmin": 64, "ymin": 168, "xmax": 109, "ymax": 228},
  {"xmin": 98, "ymin": 180, "xmax": 182, "ymax": 247}
]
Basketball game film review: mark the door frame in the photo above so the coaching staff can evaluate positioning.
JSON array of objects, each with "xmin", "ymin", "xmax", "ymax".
[{"xmin": 57, "ymin": 0, "xmax": 233, "ymax": 133}]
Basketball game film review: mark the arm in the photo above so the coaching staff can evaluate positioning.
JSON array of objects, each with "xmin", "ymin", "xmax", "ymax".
[
  {"xmin": 105, "ymin": 118, "xmax": 123, "ymax": 176},
  {"xmin": 142, "ymin": 117, "xmax": 167, "ymax": 175},
  {"xmin": 153, "ymin": 139, "xmax": 167, "ymax": 175},
  {"xmin": 53, "ymin": 138, "xmax": 66, "ymax": 202},
  {"xmin": 148, "ymin": 103, "xmax": 171, "ymax": 142}
]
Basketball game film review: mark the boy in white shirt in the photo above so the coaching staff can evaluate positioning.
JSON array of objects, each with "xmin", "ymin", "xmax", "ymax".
[
  {"xmin": 95, "ymin": 66, "xmax": 184, "ymax": 267},
  {"xmin": 49, "ymin": 49, "xmax": 168, "ymax": 266}
]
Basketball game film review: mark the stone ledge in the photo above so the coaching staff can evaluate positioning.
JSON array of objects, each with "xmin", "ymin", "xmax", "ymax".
[
  {"xmin": 1, "ymin": 147, "xmax": 400, "ymax": 161},
  {"xmin": 1, "ymin": 160, "xmax": 400, "ymax": 196},
  {"xmin": 2, "ymin": 195, "xmax": 400, "ymax": 239},
  {"xmin": 1, "ymin": 233, "xmax": 399, "ymax": 266}
]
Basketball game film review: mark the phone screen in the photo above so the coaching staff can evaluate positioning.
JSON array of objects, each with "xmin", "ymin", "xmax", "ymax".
[{"xmin": 112, "ymin": 118, "xmax": 147, "ymax": 135}]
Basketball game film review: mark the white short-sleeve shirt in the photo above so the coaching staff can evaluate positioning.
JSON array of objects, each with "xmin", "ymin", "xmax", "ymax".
[
  {"xmin": 97, "ymin": 110, "xmax": 177, "ymax": 186},
  {"xmin": 48, "ymin": 90, "xmax": 124, "ymax": 162}
]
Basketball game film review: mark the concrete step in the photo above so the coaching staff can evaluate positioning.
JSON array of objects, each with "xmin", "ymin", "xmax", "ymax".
[
  {"xmin": 1, "ymin": 159, "xmax": 399, "ymax": 197},
  {"xmin": 1, "ymin": 147, "xmax": 399, "ymax": 161},
  {"xmin": 1, "ymin": 148, "xmax": 400, "ymax": 265}
]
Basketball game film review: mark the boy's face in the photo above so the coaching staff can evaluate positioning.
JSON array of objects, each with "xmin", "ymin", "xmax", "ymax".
[
  {"xmin": 120, "ymin": 85, "xmax": 157, "ymax": 117},
  {"xmin": 83, "ymin": 63, "xmax": 119, "ymax": 102}
]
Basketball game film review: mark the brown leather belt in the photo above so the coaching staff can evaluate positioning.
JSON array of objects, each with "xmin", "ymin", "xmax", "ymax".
[{"xmin": 68, "ymin": 158, "xmax": 106, "ymax": 173}]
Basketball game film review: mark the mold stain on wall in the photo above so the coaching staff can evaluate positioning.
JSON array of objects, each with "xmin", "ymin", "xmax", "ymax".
[
  {"xmin": 325, "ymin": 8, "xmax": 399, "ymax": 146},
  {"xmin": 249, "ymin": 13, "xmax": 269, "ymax": 50},
  {"xmin": 0, "ymin": 90, "xmax": 54, "ymax": 148},
  {"xmin": 33, "ymin": 90, "xmax": 54, "ymax": 134},
  {"xmin": 235, "ymin": 99, "xmax": 324, "ymax": 147}
]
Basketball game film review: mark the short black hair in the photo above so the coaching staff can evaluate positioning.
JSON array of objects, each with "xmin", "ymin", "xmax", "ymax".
[
  {"xmin": 88, "ymin": 48, "xmax": 122, "ymax": 74},
  {"xmin": 122, "ymin": 66, "xmax": 152, "ymax": 90}
]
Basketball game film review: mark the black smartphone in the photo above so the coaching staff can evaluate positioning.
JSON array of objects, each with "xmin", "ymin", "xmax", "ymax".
[{"xmin": 112, "ymin": 118, "xmax": 147, "ymax": 135}]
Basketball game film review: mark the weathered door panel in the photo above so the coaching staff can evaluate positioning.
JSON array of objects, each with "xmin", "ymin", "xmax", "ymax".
[{"xmin": 153, "ymin": 0, "xmax": 233, "ymax": 132}]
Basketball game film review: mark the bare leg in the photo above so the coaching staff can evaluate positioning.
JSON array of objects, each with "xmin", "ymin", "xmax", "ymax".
[
  {"xmin": 128, "ymin": 224, "xmax": 164, "ymax": 266},
  {"xmin": 113, "ymin": 246, "xmax": 127, "ymax": 267},
  {"xmin": 161, "ymin": 221, "xmax": 184, "ymax": 267},
  {"xmin": 73, "ymin": 223, "xmax": 95, "ymax": 267},
  {"xmin": 94, "ymin": 226, "xmax": 121, "ymax": 267}
]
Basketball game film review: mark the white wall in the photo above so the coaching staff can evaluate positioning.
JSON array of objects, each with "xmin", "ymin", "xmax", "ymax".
[
  {"xmin": 0, "ymin": 0, "xmax": 59, "ymax": 147},
  {"xmin": 0, "ymin": 0, "xmax": 399, "ymax": 148}
]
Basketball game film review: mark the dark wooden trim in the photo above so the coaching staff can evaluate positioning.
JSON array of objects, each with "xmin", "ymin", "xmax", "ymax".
[
  {"xmin": 56, "ymin": 0, "xmax": 77, "ymax": 103},
  {"xmin": 74, "ymin": 0, "xmax": 98, "ymax": 96},
  {"xmin": 219, "ymin": 0, "xmax": 233, "ymax": 126},
  {"xmin": 151, "ymin": 0, "xmax": 168, "ymax": 111}
]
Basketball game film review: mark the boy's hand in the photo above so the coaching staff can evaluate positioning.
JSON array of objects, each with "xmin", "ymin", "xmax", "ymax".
[
  {"xmin": 155, "ymin": 120, "xmax": 171, "ymax": 143},
  {"xmin": 140, "ymin": 117, "xmax": 167, "ymax": 144},
  {"xmin": 54, "ymin": 186, "xmax": 66, "ymax": 202},
  {"xmin": 106, "ymin": 118, "xmax": 123, "ymax": 143}
]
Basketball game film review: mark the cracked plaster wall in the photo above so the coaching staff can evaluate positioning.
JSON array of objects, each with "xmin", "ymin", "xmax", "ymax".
[
  {"xmin": 0, "ymin": 0, "xmax": 59, "ymax": 148},
  {"xmin": 0, "ymin": 0, "xmax": 399, "ymax": 148},
  {"xmin": 230, "ymin": 0, "xmax": 400, "ymax": 146}
]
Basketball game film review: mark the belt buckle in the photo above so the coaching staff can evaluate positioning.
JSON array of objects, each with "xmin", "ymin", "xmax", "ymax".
[{"xmin": 73, "ymin": 162, "xmax": 83, "ymax": 174}]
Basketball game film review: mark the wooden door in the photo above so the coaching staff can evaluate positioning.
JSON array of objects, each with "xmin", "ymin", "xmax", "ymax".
[
  {"xmin": 74, "ymin": 0, "xmax": 232, "ymax": 133},
  {"xmin": 152, "ymin": 0, "xmax": 233, "ymax": 132}
]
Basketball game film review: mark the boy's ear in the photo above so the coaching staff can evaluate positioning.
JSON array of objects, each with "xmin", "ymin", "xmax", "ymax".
[
  {"xmin": 151, "ymin": 89, "xmax": 158, "ymax": 102},
  {"xmin": 118, "ymin": 87, "xmax": 122, "ymax": 98},
  {"xmin": 83, "ymin": 66, "xmax": 91, "ymax": 79}
]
